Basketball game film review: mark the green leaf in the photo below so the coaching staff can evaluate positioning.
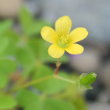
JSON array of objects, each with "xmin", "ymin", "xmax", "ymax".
[
  {"xmin": 19, "ymin": 7, "xmax": 33, "ymax": 35},
  {"xmin": 44, "ymin": 98, "xmax": 76, "ymax": 110},
  {"xmin": 0, "ymin": 20, "xmax": 13, "ymax": 35},
  {"xmin": 2, "ymin": 30, "xmax": 20, "ymax": 56},
  {"xmin": 16, "ymin": 46, "xmax": 36, "ymax": 77},
  {"xmin": 0, "ymin": 73, "xmax": 8, "ymax": 89},
  {"xmin": 0, "ymin": 58, "xmax": 16, "ymax": 74},
  {"xmin": 17, "ymin": 90, "xmax": 76, "ymax": 110},
  {"xmin": 72, "ymin": 97, "xmax": 87, "ymax": 110},
  {"xmin": 80, "ymin": 72, "xmax": 97, "ymax": 87},
  {"xmin": 19, "ymin": 7, "xmax": 50, "ymax": 36},
  {"xmin": 28, "ymin": 20, "xmax": 51, "ymax": 36},
  {"xmin": 0, "ymin": 94, "xmax": 17, "ymax": 109},
  {"xmin": 17, "ymin": 89, "xmax": 42, "ymax": 110},
  {"xmin": 0, "ymin": 37, "xmax": 9, "ymax": 55},
  {"xmin": 28, "ymin": 38, "xmax": 49, "ymax": 60},
  {"xmin": 33, "ymin": 65, "xmax": 69, "ymax": 94},
  {"xmin": 0, "ymin": 58, "xmax": 17, "ymax": 88}
]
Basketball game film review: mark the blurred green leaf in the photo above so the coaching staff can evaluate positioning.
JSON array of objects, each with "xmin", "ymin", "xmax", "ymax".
[
  {"xmin": 19, "ymin": 8, "xmax": 50, "ymax": 36},
  {"xmin": 80, "ymin": 72, "xmax": 97, "ymax": 88},
  {"xmin": 0, "ymin": 37, "xmax": 9, "ymax": 55},
  {"xmin": 25, "ymin": 20, "xmax": 50, "ymax": 36},
  {"xmin": 44, "ymin": 98, "xmax": 76, "ymax": 110},
  {"xmin": 0, "ymin": 94, "xmax": 17, "ymax": 109},
  {"xmin": 0, "ymin": 58, "xmax": 17, "ymax": 88},
  {"xmin": 16, "ymin": 46, "xmax": 36, "ymax": 77},
  {"xmin": 72, "ymin": 97, "xmax": 87, "ymax": 110},
  {"xmin": 0, "ymin": 73, "xmax": 8, "ymax": 89},
  {"xmin": 0, "ymin": 58, "xmax": 16, "ymax": 74},
  {"xmin": 33, "ymin": 65, "xmax": 69, "ymax": 94},
  {"xmin": 2, "ymin": 30, "xmax": 20, "ymax": 56},
  {"xmin": 54, "ymin": 82, "xmax": 88, "ymax": 110},
  {"xmin": 0, "ymin": 20, "xmax": 13, "ymax": 35},
  {"xmin": 17, "ymin": 89, "xmax": 42, "ymax": 110},
  {"xmin": 17, "ymin": 90, "xmax": 76, "ymax": 110},
  {"xmin": 19, "ymin": 7, "xmax": 33, "ymax": 35},
  {"xmin": 28, "ymin": 38, "xmax": 49, "ymax": 60}
]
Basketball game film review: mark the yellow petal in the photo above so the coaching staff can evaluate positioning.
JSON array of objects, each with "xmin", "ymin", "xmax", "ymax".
[
  {"xmin": 55, "ymin": 16, "xmax": 72, "ymax": 36},
  {"xmin": 65, "ymin": 44, "xmax": 84, "ymax": 54},
  {"xmin": 70, "ymin": 27, "xmax": 88, "ymax": 43},
  {"xmin": 41, "ymin": 26, "xmax": 58, "ymax": 43},
  {"xmin": 48, "ymin": 44, "xmax": 64, "ymax": 58}
]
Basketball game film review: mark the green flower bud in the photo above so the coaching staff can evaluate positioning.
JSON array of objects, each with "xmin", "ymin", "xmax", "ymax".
[{"xmin": 80, "ymin": 72, "xmax": 97, "ymax": 86}]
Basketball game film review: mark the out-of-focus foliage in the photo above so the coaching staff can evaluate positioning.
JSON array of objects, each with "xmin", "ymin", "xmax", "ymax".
[
  {"xmin": 0, "ymin": 8, "xmax": 96, "ymax": 110},
  {"xmin": 0, "ymin": 94, "xmax": 17, "ymax": 109},
  {"xmin": 33, "ymin": 65, "xmax": 69, "ymax": 94},
  {"xmin": 19, "ymin": 7, "xmax": 51, "ymax": 36},
  {"xmin": 0, "ymin": 58, "xmax": 16, "ymax": 88}
]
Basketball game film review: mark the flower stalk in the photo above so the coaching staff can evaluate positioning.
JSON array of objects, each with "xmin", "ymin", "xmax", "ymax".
[{"xmin": 54, "ymin": 60, "xmax": 61, "ymax": 75}]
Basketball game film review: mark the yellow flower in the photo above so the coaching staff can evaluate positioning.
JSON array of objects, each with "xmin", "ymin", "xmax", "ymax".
[{"xmin": 41, "ymin": 16, "xmax": 88, "ymax": 58}]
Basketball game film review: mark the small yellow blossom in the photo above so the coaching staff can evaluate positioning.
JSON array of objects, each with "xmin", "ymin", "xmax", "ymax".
[{"xmin": 41, "ymin": 16, "xmax": 88, "ymax": 58}]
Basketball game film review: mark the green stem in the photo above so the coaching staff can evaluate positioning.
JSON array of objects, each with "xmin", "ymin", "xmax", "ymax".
[
  {"xmin": 11, "ymin": 75, "xmax": 53, "ymax": 92},
  {"xmin": 10, "ymin": 74, "xmax": 75, "ymax": 93},
  {"xmin": 54, "ymin": 75, "xmax": 75, "ymax": 84}
]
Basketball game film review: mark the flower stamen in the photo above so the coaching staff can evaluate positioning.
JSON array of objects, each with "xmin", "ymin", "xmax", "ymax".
[{"xmin": 57, "ymin": 35, "xmax": 70, "ymax": 48}]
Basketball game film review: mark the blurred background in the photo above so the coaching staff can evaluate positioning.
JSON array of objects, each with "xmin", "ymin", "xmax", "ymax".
[{"xmin": 0, "ymin": 0, "xmax": 110, "ymax": 110}]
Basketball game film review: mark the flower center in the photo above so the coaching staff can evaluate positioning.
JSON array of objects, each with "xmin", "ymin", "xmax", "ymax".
[{"xmin": 57, "ymin": 35, "xmax": 70, "ymax": 48}]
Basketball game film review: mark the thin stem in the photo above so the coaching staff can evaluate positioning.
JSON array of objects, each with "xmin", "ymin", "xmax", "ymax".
[
  {"xmin": 11, "ymin": 75, "xmax": 53, "ymax": 92},
  {"xmin": 10, "ymin": 67, "xmax": 75, "ymax": 93},
  {"xmin": 11, "ymin": 75, "xmax": 75, "ymax": 93},
  {"xmin": 54, "ymin": 60, "xmax": 61, "ymax": 75},
  {"xmin": 54, "ymin": 75, "xmax": 75, "ymax": 84}
]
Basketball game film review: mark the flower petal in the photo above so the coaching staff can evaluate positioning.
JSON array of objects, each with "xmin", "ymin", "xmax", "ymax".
[
  {"xmin": 41, "ymin": 26, "xmax": 58, "ymax": 43},
  {"xmin": 55, "ymin": 16, "xmax": 72, "ymax": 36},
  {"xmin": 65, "ymin": 44, "xmax": 84, "ymax": 54},
  {"xmin": 70, "ymin": 27, "xmax": 88, "ymax": 43},
  {"xmin": 48, "ymin": 44, "xmax": 64, "ymax": 58}
]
